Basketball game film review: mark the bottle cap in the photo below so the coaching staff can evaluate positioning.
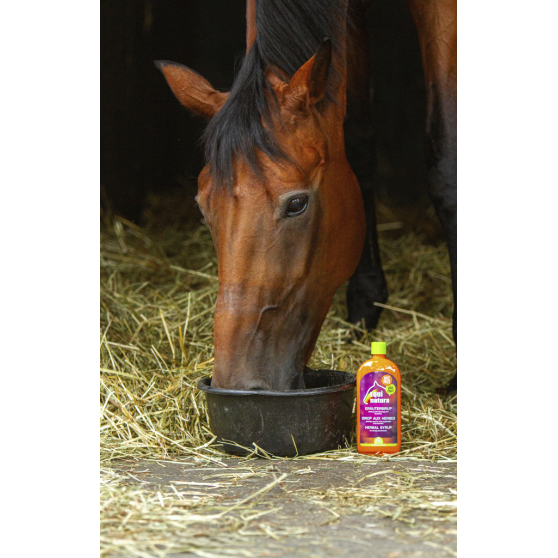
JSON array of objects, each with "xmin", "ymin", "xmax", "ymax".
[{"xmin": 371, "ymin": 342, "xmax": 387, "ymax": 355}]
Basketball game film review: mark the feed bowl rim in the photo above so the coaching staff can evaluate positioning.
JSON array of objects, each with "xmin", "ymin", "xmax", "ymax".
[{"xmin": 196, "ymin": 369, "xmax": 356, "ymax": 397}]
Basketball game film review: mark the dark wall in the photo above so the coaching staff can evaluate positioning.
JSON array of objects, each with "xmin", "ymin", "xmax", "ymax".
[
  {"xmin": 101, "ymin": 0, "xmax": 426, "ymax": 222},
  {"xmin": 101, "ymin": 0, "xmax": 246, "ymax": 221}
]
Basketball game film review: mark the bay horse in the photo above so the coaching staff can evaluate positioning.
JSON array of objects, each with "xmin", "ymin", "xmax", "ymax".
[{"xmin": 156, "ymin": 0, "xmax": 457, "ymax": 392}]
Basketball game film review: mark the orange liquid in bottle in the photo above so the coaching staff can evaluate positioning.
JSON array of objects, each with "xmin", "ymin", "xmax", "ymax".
[{"xmin": 357, "ymin": 342, "xmax": 401, "ymax": 454}]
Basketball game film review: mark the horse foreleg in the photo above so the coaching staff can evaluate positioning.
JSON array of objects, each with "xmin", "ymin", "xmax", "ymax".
[
  {"xmin": 408, "ymin": 0, "xmax": 457, "ymax": 391},
  {"xmin": 345, "ymin": 180, "xmax": 389, "ymax": 331},
  {"xmin": 345, "ymin": 1, "xmax": 388, "ymax": 331}
]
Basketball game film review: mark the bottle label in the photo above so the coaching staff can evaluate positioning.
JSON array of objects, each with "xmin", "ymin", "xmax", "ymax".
[{"xmin": 359, "ymin": 371, "xmax": 398, "ymax": 446}]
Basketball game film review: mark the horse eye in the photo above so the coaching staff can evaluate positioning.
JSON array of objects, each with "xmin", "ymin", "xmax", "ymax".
[{"xmin": 285, "ymin": 195, "xmax": 308, "ymax": 217}]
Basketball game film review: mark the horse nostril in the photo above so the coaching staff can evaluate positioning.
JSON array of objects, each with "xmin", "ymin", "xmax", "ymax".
[
  {"xmin": 242, "ymin": 381, "xmax": 270, "ymax": 391},
  {"xmin": 290, "ymin": 374, "xmax": 305, "ymax": 390}
]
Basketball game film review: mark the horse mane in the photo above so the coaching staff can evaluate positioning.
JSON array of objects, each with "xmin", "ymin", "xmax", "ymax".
[{"xmin": 202, "ymin": 0, "xmax": 348, "ymax": 187}]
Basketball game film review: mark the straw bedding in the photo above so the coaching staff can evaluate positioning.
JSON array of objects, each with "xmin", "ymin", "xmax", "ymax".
[{"xmin": 100, "ymin": 201, "xmax": 457, "ymax": 556}]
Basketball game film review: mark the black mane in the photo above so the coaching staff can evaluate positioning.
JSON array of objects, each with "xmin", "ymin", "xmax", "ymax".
[{"xmin": 202, "ymin": 0, "xmax": 347, "ymax": 186}]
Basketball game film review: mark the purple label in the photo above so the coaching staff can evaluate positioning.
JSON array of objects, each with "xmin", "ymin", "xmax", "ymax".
[{"xmin": 359, "ymin": 371, "xmax": 398, "ymax": 446}]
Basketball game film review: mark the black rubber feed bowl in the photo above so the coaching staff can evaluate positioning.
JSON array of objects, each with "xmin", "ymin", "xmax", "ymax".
[{"xmin": 196, "ymin": 369, "xmax": 355, "ymax": 457}]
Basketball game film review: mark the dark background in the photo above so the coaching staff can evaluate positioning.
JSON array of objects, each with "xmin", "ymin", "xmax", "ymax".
[{"xmin": 101, "ymin": 0, "xmax": 429, "ymax": 227}]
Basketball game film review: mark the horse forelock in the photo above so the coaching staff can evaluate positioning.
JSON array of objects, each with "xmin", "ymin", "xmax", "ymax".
[{"xmin": 202, "ymin": 0, "xmax": 349, "ymax": 188}]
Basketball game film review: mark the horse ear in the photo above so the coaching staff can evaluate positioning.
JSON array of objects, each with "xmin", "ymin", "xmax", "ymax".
[
  {"xmin": 280, "ymin": 38, "xmax": 332, "ymax": 115},
  {"xmin": 155, "ymin": 61, "xmax": 229, "ymax": 119}
]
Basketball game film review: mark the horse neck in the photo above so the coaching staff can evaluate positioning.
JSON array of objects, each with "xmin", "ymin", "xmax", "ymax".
[
  {"xmin": 332, "ymin": 0, "xmax": 349, "ymax": 114},
  {"xmin": 246, "ymin": 0, "xmax": 256, "ymax": 52}
]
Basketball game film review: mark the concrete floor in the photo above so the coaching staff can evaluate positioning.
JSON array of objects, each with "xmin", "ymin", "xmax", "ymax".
[{"xmin": 109, "ymin": 456, "xmax": 456, "ymax": 557}]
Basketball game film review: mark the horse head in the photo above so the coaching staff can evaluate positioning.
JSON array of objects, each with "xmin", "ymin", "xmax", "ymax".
[{"xmin": 157, "ymin": 39, "xmax": 365, "ymax": 390}]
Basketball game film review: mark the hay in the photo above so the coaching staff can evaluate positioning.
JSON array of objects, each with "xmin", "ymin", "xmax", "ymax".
[
  {"xmin": 100, "ymin": 206, "xmax": 456, "ymax": 556},
  {"xmin": 100, "ymin": 214, "xmax": 456, "ymax": 463}
]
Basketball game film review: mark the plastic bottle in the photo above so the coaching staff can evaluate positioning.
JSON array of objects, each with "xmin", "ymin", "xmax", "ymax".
[{"xmin": 357, "ymin": 342, "xmax": 401, "ymax": 454}]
